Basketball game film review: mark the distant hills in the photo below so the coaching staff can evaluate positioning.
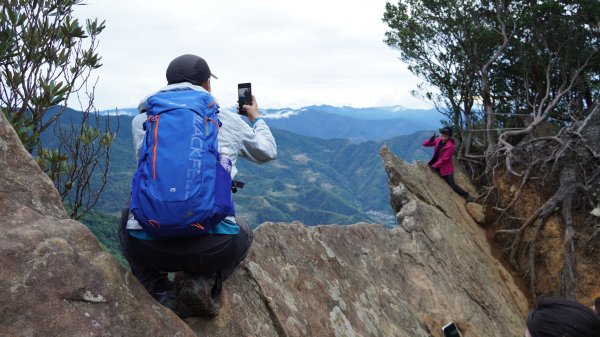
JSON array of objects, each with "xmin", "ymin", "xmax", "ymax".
[
  {"xmin": 52, "ymin": 105, "xmax": 441, "ymax": 227},
  {"xmin": 257, "ymin": 105, "xmax": 440, "ymax": 143},
  {"xmin": 292, "ymin": 105, "xmax": 439, "ymax": 121},
  {"xmin": 104, "ymin": 104, "xmax": 441, "ymax": 143},
  {"xmin": 232, "ymin": 128, "xmax": 434, "ymax": 227}
]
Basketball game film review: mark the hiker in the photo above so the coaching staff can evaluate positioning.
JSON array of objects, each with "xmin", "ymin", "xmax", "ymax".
[
  {"xmin": 422, "ymin": 126, "xmax": 475, "ymax": 202},
  {"xmin": 525, "ymin": 296, "xmax": 600, "ymax": 337},
  {"xmin": 120, "ymin": 54, "xmax": 277, "ymax": 318}
]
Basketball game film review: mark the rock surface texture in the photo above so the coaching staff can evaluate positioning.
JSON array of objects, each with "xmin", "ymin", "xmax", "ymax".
[
  {"xmin": 1, "ymin": 111, "xmax": 529, "ymax": 337},
  {"xmin": 186, "ymin": 146, "xmax": 529, "ymax": 336},
  {"xmin": 0, "ymin": 113, "xmax": 196, "ymax": 337}
]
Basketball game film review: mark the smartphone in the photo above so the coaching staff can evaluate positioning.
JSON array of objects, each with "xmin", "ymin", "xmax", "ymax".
[
  {"xmin": 442, "ymin": 322, "xmax": 462, "ymax": 337},
  {"xmin": 237, "ymin": 83, "xmax": 252, "ymax": 114}
]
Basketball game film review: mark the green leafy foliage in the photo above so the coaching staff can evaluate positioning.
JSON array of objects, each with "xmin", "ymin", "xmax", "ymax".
[
  {"xmin": 383, "ymin": 1, "xmax": 600, "ymax": 300},
  {"xmin": 383, "ymin": 0, "xmax": 599, "ymax": 151},
  {"xmin": 1, "ymin": 1, "xmax": 113, "ymax": 220}
]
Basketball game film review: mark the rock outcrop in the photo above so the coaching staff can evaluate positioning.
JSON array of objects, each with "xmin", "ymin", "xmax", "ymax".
[
  {"xmin": 0, "ymin": 116, "xmax": 66, "ymax": 220},
  {"xmin": 0, "ymin": 113, "xmax": 196, "ymax": 337},
  {"xmin": 1, "ymin": 110, "xmax": 529, "ymax": 337},
  {"xmin": 184, "ymin": 146, "xmax": 529, "ymax": 336}
]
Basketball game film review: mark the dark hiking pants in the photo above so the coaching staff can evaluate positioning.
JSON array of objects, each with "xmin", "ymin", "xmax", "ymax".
[
  {"xmin": 118, "ymin": 203, "xmax": 253, "ymax": 297},
  {"xmin": 441, "ymin": 173, "xmax": 470, "ymax": 199}
]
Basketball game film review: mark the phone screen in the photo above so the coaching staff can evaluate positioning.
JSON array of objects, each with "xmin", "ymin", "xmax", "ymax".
[
  {"xmin": 237, "ymin": 83, "xmax": 252, "ymax": 114},
  {"xmin": 442, "ymin": 322, "xmax": 461, "ymax": 337}
]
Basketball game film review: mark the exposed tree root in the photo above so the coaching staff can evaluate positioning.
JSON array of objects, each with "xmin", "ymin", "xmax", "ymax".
[
  {"xmin": 483, "ymin": 106, "xmax": 599, "ymax": 300},
  {"xmin": 561, "ymin": 195, "xmax": 576, "ymax": 300}
]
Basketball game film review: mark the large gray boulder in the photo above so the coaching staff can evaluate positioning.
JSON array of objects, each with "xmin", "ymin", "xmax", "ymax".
[
  {"xmin": 0, "ymin": 112, "xmax": 196, "ymax": 337},
  {"xmin": 185, "ymin": 146, "xmax": 529, "ymax": 336}
]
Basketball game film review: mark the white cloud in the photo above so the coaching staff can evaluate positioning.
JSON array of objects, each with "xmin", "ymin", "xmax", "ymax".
[
  {"xmin": 261, "ymin": 109, "xmax": 300, "ymax": 120},
  {"xmin": 75, "ymin": 0, "xmax": 431, "ymax": 111}
]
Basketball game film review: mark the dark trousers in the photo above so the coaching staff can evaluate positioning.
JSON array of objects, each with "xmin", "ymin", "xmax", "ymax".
[
  {"xmin": 441, "ymin": 174, "xmax": 470, "ymax": 199},
  {"xmin": 119, "ymin": 204, "xmax": 253, "ymax": 296}
]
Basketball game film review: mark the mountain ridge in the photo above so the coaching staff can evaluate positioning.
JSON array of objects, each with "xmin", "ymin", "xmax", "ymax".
[
  {"xmin": 101, "ymin": 104, "xmax": 440, "ymax": 143},
  {"xmin": 46, "ymin": 106, "xmax": 439, "ymax": 227}
]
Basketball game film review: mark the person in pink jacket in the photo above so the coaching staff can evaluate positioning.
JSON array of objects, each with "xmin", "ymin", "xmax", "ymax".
[{"xmin": 422, "ymin": 126, "xmax": 474, "ymax": 202}]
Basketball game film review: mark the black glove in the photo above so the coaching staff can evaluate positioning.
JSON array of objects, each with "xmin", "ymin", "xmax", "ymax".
[{"xmin": 429, "ymin": 133, "xmax": 437, "ymax": 142}]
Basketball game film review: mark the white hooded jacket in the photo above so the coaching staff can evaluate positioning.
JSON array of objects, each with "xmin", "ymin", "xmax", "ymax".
[{"xmin": 132, "ymin": 82, "xmax": 277, "ymax": 179}]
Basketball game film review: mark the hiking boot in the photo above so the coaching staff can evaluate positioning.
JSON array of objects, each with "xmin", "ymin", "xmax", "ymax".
[
  {"xmin": 173, "ymin": 273, "xmax": 220, "ymax": 318},
  {"xmin": 152, "ymin": 290, "xmax": 176, "ymax": 310}
]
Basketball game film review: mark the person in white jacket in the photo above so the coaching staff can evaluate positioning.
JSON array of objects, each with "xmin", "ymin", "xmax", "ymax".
[{"xmin": 120, "ymin": 54, "xmax": 277, "ymax": 318}]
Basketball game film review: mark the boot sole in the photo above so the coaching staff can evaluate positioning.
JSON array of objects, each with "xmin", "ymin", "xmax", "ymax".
[{"xmin": 176, "ymin": 277, "xmax": 219, "ymax": 318}]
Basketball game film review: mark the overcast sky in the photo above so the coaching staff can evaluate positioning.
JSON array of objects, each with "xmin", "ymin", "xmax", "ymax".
[{"xmin": 75, "ymin": 0, "xmax": 430, "ymax": 111}]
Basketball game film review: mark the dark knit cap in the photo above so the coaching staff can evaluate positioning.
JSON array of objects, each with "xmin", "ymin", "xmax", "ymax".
[
  {"xmin": 166, "ymin": 54, "xmax": 218, "ymax": 86},
  {"xmin": 440, "ymin": 126, "xmax": 453, "ymax": 136}
]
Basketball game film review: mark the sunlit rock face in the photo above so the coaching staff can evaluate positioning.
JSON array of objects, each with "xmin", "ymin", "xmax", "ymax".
[
  {"xmin": 0, "ymin": 112, "xmax": 196, "ymax": 337},
  {"xmin": 186, "ymin": 147, "xmax": 528, "ymax": 337}
]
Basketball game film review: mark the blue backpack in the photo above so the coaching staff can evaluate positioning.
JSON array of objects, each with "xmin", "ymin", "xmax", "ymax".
[{"xmin": 130, "ymin": 88, "xmax": 234, "ymax": 238}]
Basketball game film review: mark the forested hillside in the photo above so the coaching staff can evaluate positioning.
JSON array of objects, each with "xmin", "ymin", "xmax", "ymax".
[
  {"xmin": 46, "ymin": 108, "xmax": 435, "ymax": 228},
  {"xmin": 262, "ymin": 106, "xmax": 439, "ymax": 142},
  {"xmin": 234, "ymin": 128, "xmax": 433, "ymax": 226}
]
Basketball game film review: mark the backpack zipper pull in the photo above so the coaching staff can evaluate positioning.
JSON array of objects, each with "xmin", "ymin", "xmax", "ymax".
[{"xmin": 151, "ymin": 115, "xmax": 160, "ymax": 179}]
